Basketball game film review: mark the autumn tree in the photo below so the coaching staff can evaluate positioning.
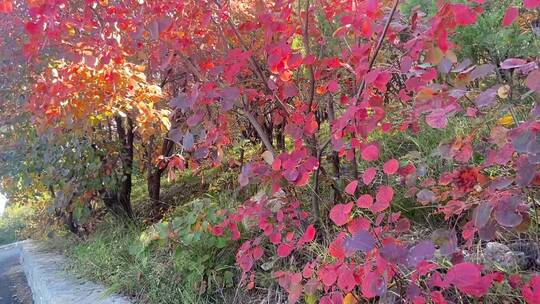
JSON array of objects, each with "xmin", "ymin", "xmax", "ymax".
[{"xmin": 1, "ymin": 0, "xmax": 539, "ymax": 302}]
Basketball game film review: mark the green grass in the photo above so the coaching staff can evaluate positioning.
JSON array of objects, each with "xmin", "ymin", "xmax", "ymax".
[
  {"xmin": 64, "ymin": 170, "xmax": 243, "ymax": 304},
  {"xmin": 67, "ymin": 217, "xmax": 213, "ymax": 304}
]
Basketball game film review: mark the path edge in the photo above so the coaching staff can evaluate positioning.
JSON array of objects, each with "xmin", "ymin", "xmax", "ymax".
[{"xmin": 13, "ymin": 240, "xmax": 132, "ymax": 304}]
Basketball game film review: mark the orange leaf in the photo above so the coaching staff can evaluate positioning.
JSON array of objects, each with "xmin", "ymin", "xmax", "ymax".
[{"xmin": 343, "ymin": 293, "xmax": 358, "ymax": 304}]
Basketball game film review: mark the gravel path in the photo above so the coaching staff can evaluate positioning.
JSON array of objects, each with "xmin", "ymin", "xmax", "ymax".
[{"xmin": 0, "ymin": 246, "xmax": 32, "ymax": 304}]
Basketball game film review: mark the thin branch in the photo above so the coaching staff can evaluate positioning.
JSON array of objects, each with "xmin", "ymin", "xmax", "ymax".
[
  {"xmin": 355, "ymin": 0, "xmax": 400, "ymax": 99},
  {"xmin": 239, "ymin": 108, "xmax": 276, "ymax": 156},
  {"xmin": 212, "ymin": 0, "xmax": 292, "ymax": 116},
  {"xmin": 302, "ymin": 0, "xmax": 316, "ymax": 111}
]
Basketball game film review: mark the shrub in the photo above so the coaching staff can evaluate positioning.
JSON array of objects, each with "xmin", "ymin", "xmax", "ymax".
[{"xmin": 0, "ymin": 203, "xmax": 33, "ymax": 245}]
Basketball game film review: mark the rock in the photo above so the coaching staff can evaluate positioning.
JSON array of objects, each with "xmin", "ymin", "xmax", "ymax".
[
  {"xmin": 464, "ymin": 242, "xmax": 527, "ymax": 271},
  {"xmin": 508, "ymin": 241, "xmax": 540, "ymax": 270},
  {"xmin": 482, "ymin": 242, "xmax": 523, "ymax": 271}
]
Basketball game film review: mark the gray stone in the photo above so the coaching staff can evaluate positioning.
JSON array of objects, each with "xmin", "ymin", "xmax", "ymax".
[
  {"xmin": 15, "ymin": 240, "xmax": 131, "ymax": 304},
  {"xmin": 482, "ymin": 242, "xmax": 523, "ymax": 271}
]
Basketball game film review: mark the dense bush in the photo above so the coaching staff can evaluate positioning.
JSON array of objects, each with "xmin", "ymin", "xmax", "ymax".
[
  {"xmin": 0, "ymin": 0, "xmax": 539, "ymax": 303},
  {"xmin": 0, "ymin": 204, "xmax": 33, "ymax": 245}
]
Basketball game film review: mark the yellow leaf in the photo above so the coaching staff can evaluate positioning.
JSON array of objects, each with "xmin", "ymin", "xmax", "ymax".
[
  {"xmin": 304, "ymin": 293, "xmax": 317, "ymax": 304},
  {"xmin": 134, "ymin": 65, "xmax": 146, "ymax": 72},
  {"xmin": 427, "ymin": 46, "xmax": 443, "ymax": 65},
  {"xmin": 66, "ymin": 24, "xmax": 76, "ymax": 36},
  {"xmin": 343, "ymin": 293, "xmax": 359, "ymax": 304},
  {"xmin": 445, "ymin": 50, "xmax": 458, "ymax": 63},
  {"xmin": 416, "ymin": 87, "xmax": 436, "ymax": 101},
  {"xmin": 497, "ymin": 85, "xmax": 510, "ymax": 99},
  {"xmin": 161, "ymin": 116, "xmax": 171, "ymax": 130},
  {"xmin": 498, "ymin": 114, "xmax": 513, "ymax": 126}
]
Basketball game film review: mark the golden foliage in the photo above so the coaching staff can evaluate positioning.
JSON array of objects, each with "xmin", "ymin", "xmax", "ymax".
[{"xmin": 29, "ymin": 61, "xmax": 169, "ymax": 140}]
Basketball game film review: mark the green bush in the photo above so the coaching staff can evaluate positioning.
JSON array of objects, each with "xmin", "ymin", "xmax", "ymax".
[
  {"xmin": 453, "ymin": 0, "xmax": 540, "ymax": 64},
  {"xmin": 67, "ymin": 195, "xmax": 238, "ymax": 304},
  {"xmin": 0, "ymin": 203, "xmax": 33, "ymax": 245}
]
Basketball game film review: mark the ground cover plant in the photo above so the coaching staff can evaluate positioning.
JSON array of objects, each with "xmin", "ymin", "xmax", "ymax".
[{"xmin": 0, "ymin": 0, "xmax": 539, "ymax": 303}]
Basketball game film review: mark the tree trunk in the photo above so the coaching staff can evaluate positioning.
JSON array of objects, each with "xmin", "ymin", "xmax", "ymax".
[
  {"xmin": 326, "ymin": 96, "xmax": 342, "ymax": 202},
  {"xmin": 114, "ymin": 115, "xmax": 135, "ymax": 219},
  {"xmin": 147, "ymin": 137, "xmax": 174, "ymax": 210}
]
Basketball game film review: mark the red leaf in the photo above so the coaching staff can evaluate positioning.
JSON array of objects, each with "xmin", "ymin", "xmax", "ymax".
[
  {"xmin": 440, "ymin": 200, "xmax": 466, "ymax": 220},
  {"xmin": 287, "ymin": 53, "xmax": 303, "ymax": 70},
  {"xmin": 445, "ymin": 263, "xmax": 481, "ymax": 288},
  {"xmin": 337, "ymin": 265, "xmax": 356, "ymax": 292},
  {"xmin": 522, "ymin": 275, "xmax": 540, "ymax": 304},
  {"xmin": 459, "ymin": 276, "xmax": 495, "ymax": 297},
  {"xmin": 395, "ymin": 218, "xmax": 411, "ymax": 233},
  {"xmin": 318, "ymin": 266, "xmax": 337, "ymax": 287},
  {"xmin": 327, "ymin": 80, "xmax": 339, "ymax": 93},
  {"xmin": 271, "ymin": 158, "xmax": 281, "ymax": 171},
  {"xmin": 509, "ymin": 274, "xmax": 522, "ymax": 289},
  {"xmin": 25, "ymin": 22, "xmax": 41, "ymax": 36},
  {"xmin": 345, "ymin": 180, "xmax": 358, "ymax": 195},
  {"xmin": 516, "ymin": 156, "xmax": 536, "ymax": 186},
  {"xmin": 303, "ymin": 55, "xmax": 316, "ymax": 65},
  {"xmin": 329, "ymin": 235, "xmax": 346, "ymax": 260},
  {"xmin": 525, "ymin": 70, "xmax": 540, "ymax": 92},
  {"xmin": 330, "ymin": 203, "xmax": 353, "ymax": 226},
  {"xmin": 502, "ymin": 7, "xmax": 519, "ymax": 26},
  {"xmin": 252, "ymin": 246, "xmax": 264, "ymax": 260},
  {"xmin": 347, "ymin": 217, "xmax": 371, "ymax": 234},
  {"xmin": 452, "ymin": 4, "xmax": 477, "ymax": 25},
  {"xmin": 277, "ymin": 243, "xmax": 293, "ymax": 257},
  {"xmin": 356, "ymin": 194, "xmax": 374, "ymax": 208},
  {"xmin": 524, "ymin": 0, "xmax": 540, "ymax": 9},
  {"xmin": 362, "ymin": 167, "xmax": 377, "ymax": 185},
  {"xmin": 302, "ymin": 262, "xmax": 314, "ymax": 278},
  {"xmin": 470, "ymin": 64, "xmax": 495, "ymax": 80},
  {"xmin": 283, "ymin": 83, "xmax": 298, "ymax": 99},
  {"xmin": 371, "ymin": 186, "xmax": 393, "ymax": 213},
  {"xmin": 238, "ymin": 255, "xmax": 254, "ymax": 272},
  {"xmin": 299, "ymin": 225, "xmax": 316, "ymax": 245},
  {"xmin": 431, "ymin": 291, "xmax": 448, "ymax": 304},
  {"xmin": 361, "ymin": 270, "xmax": 386, "ymax": 298},
  {"xmin": 426, "ymin": 109, "xmax": 448, "ymax": 129},
  {"xmin": 0, "ymin": 1, "xmax": 13, "ymax": 13},
  {"xmin": 383, "ymin": 159, "xmax": 399, "ymax": 174},
  {"xmin": 361, "ymin": 144, "xmax": 379, "ymax": 161}
]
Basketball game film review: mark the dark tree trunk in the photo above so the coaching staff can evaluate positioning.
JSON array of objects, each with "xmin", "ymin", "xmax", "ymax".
[
  {"xmin": 113, "ymin": 115, "xmax": 135, "ymax": 219},
  {"xmin": 147, "ymin": 171, "xmax": 161, "ymax": 204},
  {"xmin": 66, "ymin": 210, "xmax": 78, "ymax": 234},
  {"xmin": 276, "ymin": 129, "xmax": 285, "ymax": 151},
  {"xmin": 50, "ymin": 186, "xmax": 77, "ymax": 234},
  {"xmin": 147, "ymin": 137, "xmax": 174, "ymax": 210},
  {"xmin": 326, "ymin": 96, "xmax": 342, "ymax": 202}
]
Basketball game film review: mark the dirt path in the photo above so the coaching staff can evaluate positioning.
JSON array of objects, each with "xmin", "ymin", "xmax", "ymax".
[{"xmin": 0, "ymin": 246, "xmax": 32, "ymax": 304}]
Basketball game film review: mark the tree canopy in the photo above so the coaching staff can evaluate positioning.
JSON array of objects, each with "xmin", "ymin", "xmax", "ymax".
[{"xmin": 1, "ymin": 0, "xmax": 539, "ymax": 302}]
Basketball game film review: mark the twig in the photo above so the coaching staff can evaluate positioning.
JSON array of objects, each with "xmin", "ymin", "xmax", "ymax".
[
  {"xmin": 238, "ymin": 108, "xmax": 276, "ymax": 156},
  {"xmin": 355, "ymin": 0, "xmax": 400, "ymax": 99},
  {"xmin": 213, "ymin": 0, "xmax": 292, "ymax": 115},
  {"xmin": 302, "ymin": 0, "xmax": 316, "ymax": 111}
]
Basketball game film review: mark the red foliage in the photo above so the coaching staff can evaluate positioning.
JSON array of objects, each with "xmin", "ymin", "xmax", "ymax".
[{"xmin": 6, "ymin": 0, "xmax": 539, "ymax": 302}]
